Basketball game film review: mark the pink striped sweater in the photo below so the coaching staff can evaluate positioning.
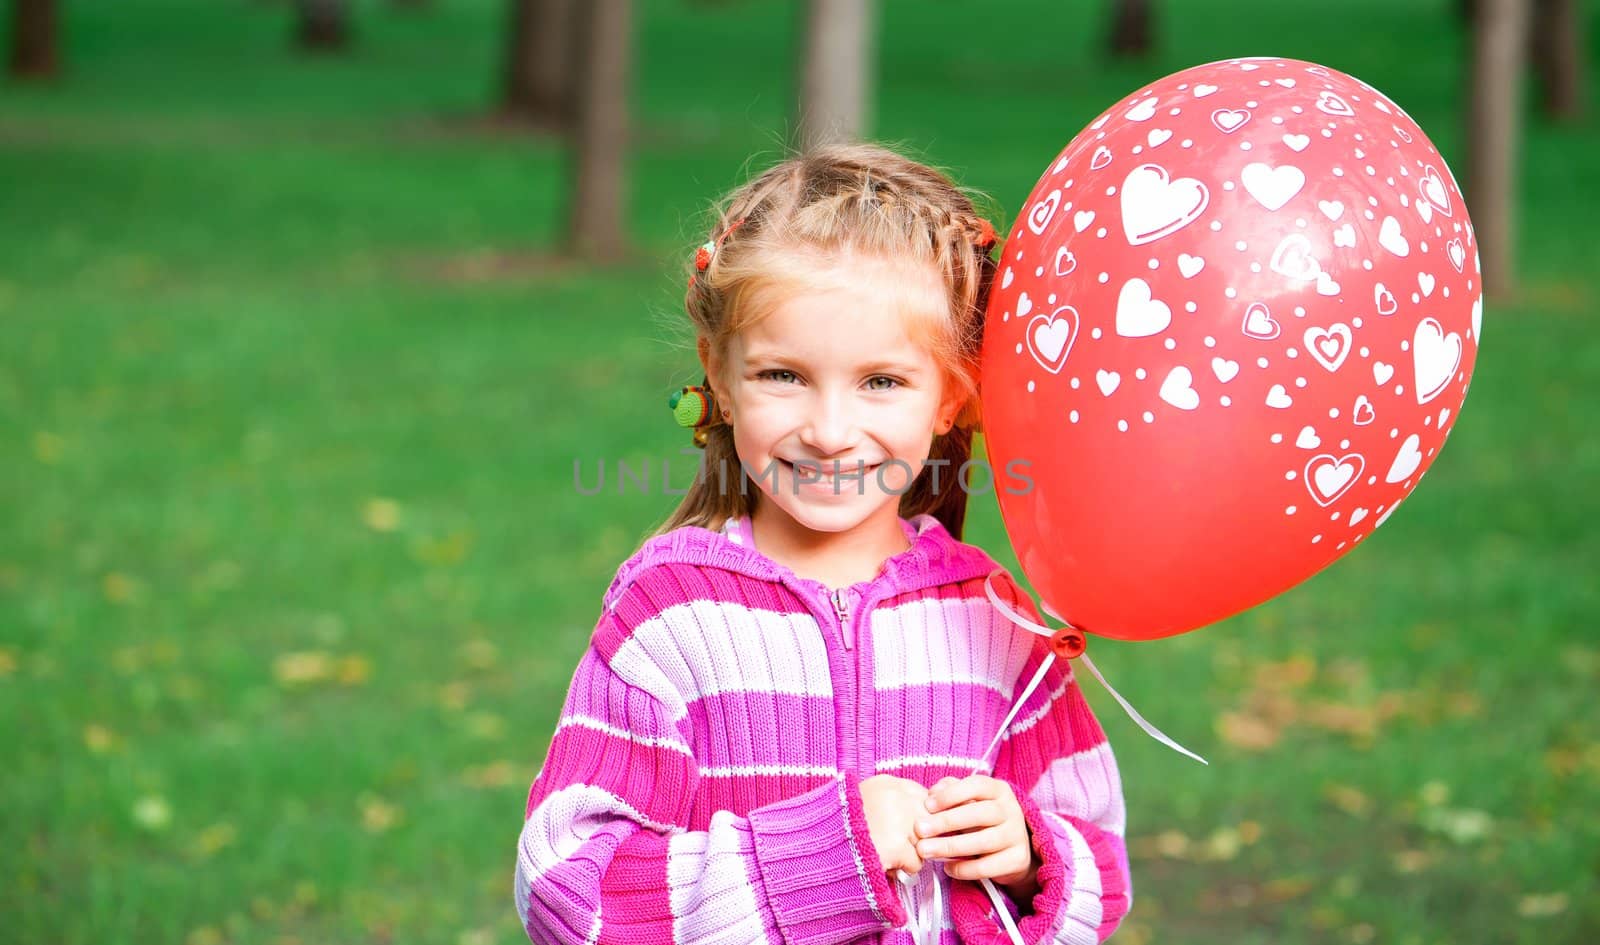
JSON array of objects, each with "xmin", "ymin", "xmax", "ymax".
[{"xmin": 515, "ymin": 513, "xmax": 1130, "ymax": 945}]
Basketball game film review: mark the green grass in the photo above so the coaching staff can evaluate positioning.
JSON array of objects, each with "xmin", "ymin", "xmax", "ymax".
[{"xmin": 3, "ymin": 1, "xmax": 1598, "ymax": 943}]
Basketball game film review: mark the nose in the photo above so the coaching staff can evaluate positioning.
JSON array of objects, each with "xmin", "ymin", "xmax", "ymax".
[{"xmin": 799, "ymin": 387, "xmax": 858, "ymax": 457}]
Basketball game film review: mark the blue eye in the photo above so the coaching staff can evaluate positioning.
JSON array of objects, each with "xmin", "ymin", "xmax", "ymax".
[
  {"xmin": 757, "ymin": 369, "xmax": 799, "ymax": 384},
  {"xmin": 866, "ymin": 376, "xmax": 900, "ymax": 391}
]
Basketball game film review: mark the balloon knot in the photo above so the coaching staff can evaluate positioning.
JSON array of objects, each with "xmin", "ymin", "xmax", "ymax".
[{"xmin": 1049, "ymin": 627, "xmax": 1086, "ymax": 660}]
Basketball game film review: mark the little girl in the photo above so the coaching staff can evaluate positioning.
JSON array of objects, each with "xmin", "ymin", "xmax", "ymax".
[{"xmin": 515, "ymin": 145, "xmax": 1129, "ymax": 945}]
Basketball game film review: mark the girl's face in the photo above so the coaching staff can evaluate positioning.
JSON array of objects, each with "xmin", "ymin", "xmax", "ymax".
[{"xmin": 712, "ymin": 257, "xmax": 964, "ymax": 547}]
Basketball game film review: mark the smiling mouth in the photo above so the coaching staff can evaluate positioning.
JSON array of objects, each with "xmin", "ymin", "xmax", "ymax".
[{"xmin": 784, "ymin": 459, "xmax": 884, "ymax": 479}]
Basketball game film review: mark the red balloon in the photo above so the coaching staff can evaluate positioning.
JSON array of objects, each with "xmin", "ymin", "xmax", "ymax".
[{"xmin": 981, "ymin": 58, "xmax": 1481, "ymax": 641}]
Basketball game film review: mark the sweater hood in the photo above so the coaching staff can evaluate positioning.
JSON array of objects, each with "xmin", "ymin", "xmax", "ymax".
[{"xmin": 602, "ymin": 513, "xmax": 1003, "ymax": 613}]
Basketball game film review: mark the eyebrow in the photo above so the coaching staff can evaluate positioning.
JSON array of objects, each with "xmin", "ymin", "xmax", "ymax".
[{"xmin": 856, "ymin": 360, "xmax": 926, "ymax": 376}]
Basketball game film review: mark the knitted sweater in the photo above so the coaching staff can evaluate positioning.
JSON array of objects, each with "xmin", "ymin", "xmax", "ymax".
[{"xmin": 515, "ymin": 513, "xmax": 1130, "ymax": 945}]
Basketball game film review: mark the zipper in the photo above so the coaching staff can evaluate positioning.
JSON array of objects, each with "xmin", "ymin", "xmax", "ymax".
[
  {"xmin": 831, "ymin": 587, "xmax": 853, "ymax": 650},
  {"xmin": 831, "ymin": 584, "xmax": 862, "ymax": 779}
]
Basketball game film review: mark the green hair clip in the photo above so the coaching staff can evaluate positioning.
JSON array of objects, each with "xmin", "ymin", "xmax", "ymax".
[{"xmin": 669, "ymin": 383, "xmax": 717, "ymax": 448}]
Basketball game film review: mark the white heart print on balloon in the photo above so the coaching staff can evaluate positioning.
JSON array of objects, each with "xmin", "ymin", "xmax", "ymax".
[{"xmin": 980, "ymin": 56, "xmax": 1482, "ymax": 640}]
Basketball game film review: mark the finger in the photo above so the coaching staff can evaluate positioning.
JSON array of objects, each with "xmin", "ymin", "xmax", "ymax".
[
  {"xmin": 885, "ymin": 850, "xmax": 922, "ymax": 875},
  {"xmin": 938, "ymin": 848, "xmax": 1032, "ymax": 883},
  {"xmin": 920, "ymin": 777, "xmax": 960, "ymax": 811},
  {"xmin": 917, "ymin": 823, "xmax": 1014, "ymax": 861},
  {"xmin": 897, "ymin": 849, "xmax": 925, "ymax": 876},
  {"xmin": 914, "ymin": 799, "xmax": 1004, "ymax": 839},
  {"xmin": 925, "ymin": 775, "xmax": 1002, "ymax": 812}
]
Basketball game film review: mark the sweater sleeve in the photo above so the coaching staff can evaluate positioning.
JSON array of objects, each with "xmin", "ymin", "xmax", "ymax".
[
  {"xmin": 514, "ymin": 610, "xmax": 907, "ymax": 945},
  {"xmin": 948, "ymin": 583, "xmax": 1131, "ymax": 945}
]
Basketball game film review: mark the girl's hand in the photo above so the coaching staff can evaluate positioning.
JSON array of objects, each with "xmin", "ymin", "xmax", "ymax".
[
  {"xmin": 859, "ymin": 774, "xmax": 930, "ymax": 876},
  {"xmin": 913, "ymin": 776, "xmax": 1040, "ymax": 899}
]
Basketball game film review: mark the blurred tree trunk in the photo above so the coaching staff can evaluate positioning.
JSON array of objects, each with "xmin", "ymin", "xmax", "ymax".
[
  {"xmin": 567, "ymin": 0, "xmax": 632, "ymax": 261},
  {"xmin": 295, "ymin": 0, "xmax": 351, "ymax": 51},
  {"xmin": 1466, "ymin": 0, "xmax": 1531, "ymax": 300},
  {"xmin": 1530, "ymin": 0, "xmax": 1587, "ymax": 119},
  {"xmin": 503, "ymin": 0, "xmax": 577, "ymax": 125},
  {"xmin": 1107, "ymin": 0, "xmax": 1154, "ymax": 57},
  {"xmin": 1460, "ymin": 0, "xmax": 1587, "ymax": 119},
  {"xmin": 8, "ymin": 0, "xmax": 59, "ymax": 79},
  {"xmin": 795, "ymin": 0, "xmax": 875, "ymax": 151}
]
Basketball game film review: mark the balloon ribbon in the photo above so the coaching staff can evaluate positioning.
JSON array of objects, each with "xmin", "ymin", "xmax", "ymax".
[{"xmin": 897, "ymin": 570, "xmax": 1208, "ymax": 945}]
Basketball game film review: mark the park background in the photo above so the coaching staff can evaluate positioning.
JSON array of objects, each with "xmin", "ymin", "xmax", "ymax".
[{"xmin": 3, "ymin": 1, "xmax": 1598, "ymax": 943}]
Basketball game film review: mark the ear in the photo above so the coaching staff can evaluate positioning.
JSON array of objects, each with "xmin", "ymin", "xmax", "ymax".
[
  {"xmin": 697, "ymin": 335, "xmax": 719, "ymax": 384},
  {"xmin": 698, "ymin": 336, "xmax": 731, "ymax": 420},
  {"xmin": 937, "ymin": 382, "xmax": 971, "ymax": 434}
]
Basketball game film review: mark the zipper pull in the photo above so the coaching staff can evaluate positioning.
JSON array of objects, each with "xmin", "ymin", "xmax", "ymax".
[{"xmin": 832, "ymin": 588, "xmax": 853, "ymax": 650}]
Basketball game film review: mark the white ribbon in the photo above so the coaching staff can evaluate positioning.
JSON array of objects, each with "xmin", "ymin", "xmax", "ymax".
[
  {"xmin": 939, "ymin": 571, "xmax": 1207, "ymax": 945},
  {"xmin": 900, "ymin": 569, "xmax": 1208, "ymax": 945},
  {"xmin": 896, "ymin": 868, "xmax": 944, "ymax": 945},
  {"xmin": 982, "ymin": 571, "xmax": 1208, "ymax": 766}
]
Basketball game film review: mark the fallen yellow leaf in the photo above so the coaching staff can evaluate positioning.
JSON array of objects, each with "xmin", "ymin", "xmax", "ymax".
[
  {"xmin": 1154, "ymin": 829, "xmax": 1191, "ymax": 859},
  {"xmin": 1517, "ymin": 892, "xmax": 1570, "ymax": 918},
  {"xmin": 1419, "ymin": 780, "xmax": 1451, "ymax": 807},
  {"xmin": 1303, "ymin": 700, "xmax": 1382, "ymax": 738},
  {"xmin": 83, "ymin": 724, "xmax": 117, "ymax": 754},
  {"xmin": 439, "ymin": 681, "xmax": 471, "ymax": 711},
  {"xmin": 1544, "ymin": 746, "xmax": 1582, "ymax": 778},
  {"xmin": 1323, "ymin": 783, "xmax": 1372, "ymax": 818},
  {"xmin": 1309, "ymin": 906, "xmax": 1344, "ymax": 930},
  {"xmin": 363, "ymin": 498, "xmax": 402, "ymax": 533},
  {"xmin": 1324, "ymin": 658, "xmax": 1371, "ymax": 688},
  {"xmin": 133, "ymin": 795, "xmax": 172, "ymax": 831},
  {"xmin": 336, "ymin": 654, "xmax": 371, "ymax": 686},
  {"xmin": 274, "ymin": 651, "xmax": 333, "ymax": 686},
  {"xmin": 462, "ymin": 760, "xmax": 516, "ymax": 789},
  {"xmin": 360, "ymin": 795, "xmax": 401, "ymax": 833},
  {"xmin": 1217, "ymin": 711, "xmax": 1280, "ymax": 751},
  {"xmin": 103, "ymin": 572, "xmax": 142, "ymax": 605},
  {"xmin": 1446, "ymin": 691, "xmax": 1483, "ymax": 718},
  {"xmin": 1203, "ymin": 826, "xmax": 1243, "ymax": 861},
  {"xmin": 1254, "ymin": 655, "xmax": 1316, "ymax": 690},
  {"xmin": 413, "ymin": 531, "xmax": 474, "ymax": 567},
  {"xmin": 192, "ymin": 822, "xmax": 237, "ymax": 858},
  {"xmin": 1262, "ymin": 876, "xmax": 1313, "ymax": 902}
]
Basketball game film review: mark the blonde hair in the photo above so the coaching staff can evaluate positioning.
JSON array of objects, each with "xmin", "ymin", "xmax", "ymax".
[{"xmin": 653, "ymin": 143, "xmax": 998, "ymax": 541}]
